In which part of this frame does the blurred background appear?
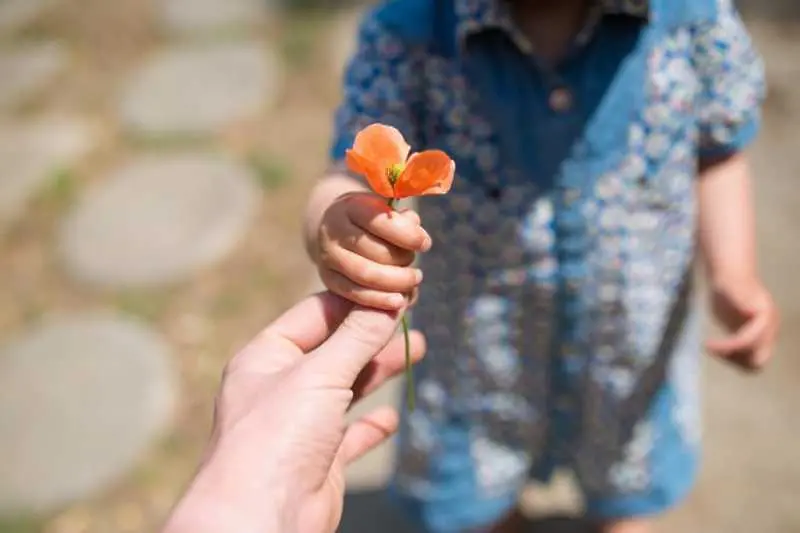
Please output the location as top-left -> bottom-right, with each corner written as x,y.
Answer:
0,1 -> 797,532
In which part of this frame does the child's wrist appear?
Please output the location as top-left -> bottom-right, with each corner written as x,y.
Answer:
707,267 -> 759,291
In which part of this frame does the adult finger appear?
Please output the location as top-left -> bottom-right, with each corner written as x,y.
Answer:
351,330 -> 426,402
319,267 -> 407,311
306,306 -> 403,388
347,199 -> 431,252
339,406 -> 399,465
230,292 -> 353,373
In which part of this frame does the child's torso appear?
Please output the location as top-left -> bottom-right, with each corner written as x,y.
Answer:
406,1 -> 702,289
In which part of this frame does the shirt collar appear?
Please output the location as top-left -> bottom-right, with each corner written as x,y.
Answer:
455,0 -> 650,47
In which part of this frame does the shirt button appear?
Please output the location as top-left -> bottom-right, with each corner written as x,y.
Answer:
563,187 -> 580,205
549,87 -> 573,112
566,278 -> 581,293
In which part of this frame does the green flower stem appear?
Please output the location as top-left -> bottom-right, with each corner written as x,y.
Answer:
387,197 -> 415,412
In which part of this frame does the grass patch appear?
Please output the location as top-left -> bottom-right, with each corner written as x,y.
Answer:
248,152 -> 291,191
126,132 -> 213,151
114,290 -> 172,321
211,291 -> 246,318
279,12 -> 327,69
38,167 -> 77,209
0,516 -> 45,533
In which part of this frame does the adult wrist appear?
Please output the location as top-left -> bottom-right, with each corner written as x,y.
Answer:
164,451 -> 293,533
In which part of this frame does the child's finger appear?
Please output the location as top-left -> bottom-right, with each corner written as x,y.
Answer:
347,199 -> 431,252
339,223 -> 416,267
319,268 -> 407,311
397,208 -> 421,226
706,313 -> 768,357
752,320 -> 779,369
324,246 -> 422,294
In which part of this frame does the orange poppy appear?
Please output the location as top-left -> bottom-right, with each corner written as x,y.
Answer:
345,123 -> 455,199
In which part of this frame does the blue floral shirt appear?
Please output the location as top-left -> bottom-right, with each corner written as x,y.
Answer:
330,0 -> 765,530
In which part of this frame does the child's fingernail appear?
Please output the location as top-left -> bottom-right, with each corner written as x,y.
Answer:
389,294 -> 406,307
420,234 -> 432,251
393,215 -> 411,229
414,269 -> 424,283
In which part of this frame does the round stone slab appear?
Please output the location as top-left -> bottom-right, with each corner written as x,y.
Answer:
59,154 -> 260,288
118,42 -> 279,137
159,0 -> 268,36
0,115 -> 96,228
0,313 -> 176,514
0,42 -> 69,110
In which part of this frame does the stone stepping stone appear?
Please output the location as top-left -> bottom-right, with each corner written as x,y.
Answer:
118,42 -> 280,137
0,115 -> 96,227
0,0 -> 54,35
0,41 -> 69,109
159,0 -> 268,37
0,313 -> 176,514
59,153 -> 261,289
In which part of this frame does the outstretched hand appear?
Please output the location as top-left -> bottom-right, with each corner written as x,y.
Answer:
163,292 -> 425,533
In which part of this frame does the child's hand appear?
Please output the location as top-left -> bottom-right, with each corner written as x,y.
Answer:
706,277 -> 780,371
316,192 -> 431,311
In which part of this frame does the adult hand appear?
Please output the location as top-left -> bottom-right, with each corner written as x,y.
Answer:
163,292 -> 425,533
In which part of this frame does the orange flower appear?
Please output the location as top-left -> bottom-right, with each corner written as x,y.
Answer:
345,123 -> 455,199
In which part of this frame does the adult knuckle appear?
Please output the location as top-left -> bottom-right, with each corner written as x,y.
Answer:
340,307 -> 393,347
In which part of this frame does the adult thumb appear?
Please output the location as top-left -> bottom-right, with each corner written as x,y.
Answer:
305,306 -> 402,389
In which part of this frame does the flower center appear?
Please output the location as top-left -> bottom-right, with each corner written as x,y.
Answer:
386,163 -> 405,187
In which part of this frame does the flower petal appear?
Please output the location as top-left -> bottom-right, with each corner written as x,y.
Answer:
350,123 -> 411,174
346,149 -> 394,197
395,150 -> 455,198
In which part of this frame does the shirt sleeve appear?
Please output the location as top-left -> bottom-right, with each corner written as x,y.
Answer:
694,0 -> 766,159
329,10 -> 424,163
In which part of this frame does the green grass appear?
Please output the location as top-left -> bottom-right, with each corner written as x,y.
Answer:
0,516 -> 45,533
279,12 -> 328,69
211,291 -> 246,318
126,132 -> 213,151
114,290 -> 172,321
248,153 -> 291,191
39,168 -> 77,209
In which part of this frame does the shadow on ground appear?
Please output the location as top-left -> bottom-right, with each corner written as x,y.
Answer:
340,490 -> 592,533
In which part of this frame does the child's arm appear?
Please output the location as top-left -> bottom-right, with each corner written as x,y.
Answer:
303,9 -> 429,309
694,0 -> 778,370
698,154 -> 779,371
697,153 -> 757,287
